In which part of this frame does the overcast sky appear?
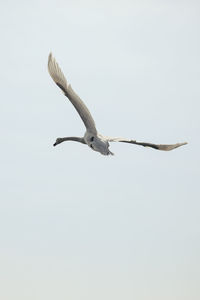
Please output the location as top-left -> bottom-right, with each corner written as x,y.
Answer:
1,1 -> 200,299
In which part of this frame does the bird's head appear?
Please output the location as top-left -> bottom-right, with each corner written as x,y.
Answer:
53,138 -> 63,146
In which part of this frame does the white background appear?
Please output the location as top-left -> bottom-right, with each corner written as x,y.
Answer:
1,1 -> 199,299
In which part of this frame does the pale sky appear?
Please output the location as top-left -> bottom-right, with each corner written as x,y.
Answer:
1,1 -> 200,299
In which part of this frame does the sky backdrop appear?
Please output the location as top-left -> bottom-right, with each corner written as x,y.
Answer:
1,0 -> 200,299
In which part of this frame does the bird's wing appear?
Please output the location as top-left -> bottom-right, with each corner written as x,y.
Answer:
107,137 -> 187,151
48,53 -> 97,134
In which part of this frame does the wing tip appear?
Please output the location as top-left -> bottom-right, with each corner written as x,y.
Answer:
177,142 -> 188,147
48,52 -> 54,68
161,141 -> 188,151
47,52 -> 69,95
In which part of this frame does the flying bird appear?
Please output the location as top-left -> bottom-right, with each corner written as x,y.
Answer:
48,53 -> 187,156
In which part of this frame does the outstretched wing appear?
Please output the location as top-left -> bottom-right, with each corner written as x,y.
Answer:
48,53 -> 97,134
107,137 -> 187,151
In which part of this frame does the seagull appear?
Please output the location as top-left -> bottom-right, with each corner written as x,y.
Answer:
48,53 -> 187,156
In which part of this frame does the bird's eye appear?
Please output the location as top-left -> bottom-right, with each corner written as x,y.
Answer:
90,137 -> 94,142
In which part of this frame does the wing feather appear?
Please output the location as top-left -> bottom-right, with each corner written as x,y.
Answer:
48,53 -> 97,134
107,137 -> 187,151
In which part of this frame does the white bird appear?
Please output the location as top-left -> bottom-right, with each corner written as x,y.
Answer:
48,53 -> 187,156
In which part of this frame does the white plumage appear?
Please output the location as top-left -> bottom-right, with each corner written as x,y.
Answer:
48,53 -> 187,156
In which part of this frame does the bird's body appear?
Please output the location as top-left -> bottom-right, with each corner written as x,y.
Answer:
48,53 -> 187,156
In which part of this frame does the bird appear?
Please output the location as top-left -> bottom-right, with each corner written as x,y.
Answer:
48,53 -> 187,156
